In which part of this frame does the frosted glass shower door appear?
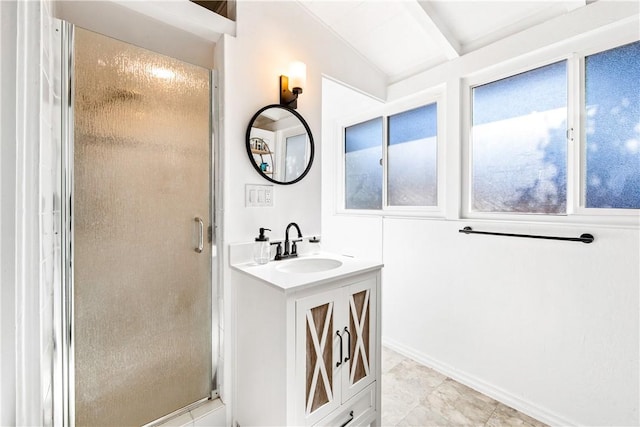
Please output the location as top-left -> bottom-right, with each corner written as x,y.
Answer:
72,28 -> 212,426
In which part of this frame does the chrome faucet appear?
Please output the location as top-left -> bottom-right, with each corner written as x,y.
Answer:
283,222 -> 303,258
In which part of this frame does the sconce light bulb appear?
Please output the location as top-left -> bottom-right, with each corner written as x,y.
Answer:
289,61 -> 306,93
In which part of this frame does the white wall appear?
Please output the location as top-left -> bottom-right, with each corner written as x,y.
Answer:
322,2 -> 639,426
383,220 -> 639,426
320,78 -> 384,262
222,1 -> 386,246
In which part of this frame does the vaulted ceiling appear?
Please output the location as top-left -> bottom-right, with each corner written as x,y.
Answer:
298,0 -> 591,83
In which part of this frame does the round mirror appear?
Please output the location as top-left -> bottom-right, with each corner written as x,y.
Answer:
245,104 -> 314,185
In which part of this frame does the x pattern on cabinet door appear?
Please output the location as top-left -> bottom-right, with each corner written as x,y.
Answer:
299,278 -> 377,423
348,289 -> 370,385
306,302 -> 334,415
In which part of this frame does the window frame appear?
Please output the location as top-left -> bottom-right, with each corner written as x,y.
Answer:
462,32 -> 640,226
337,89 -> 446,217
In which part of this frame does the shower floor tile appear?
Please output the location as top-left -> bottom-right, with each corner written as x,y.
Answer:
381,347 -> 548,427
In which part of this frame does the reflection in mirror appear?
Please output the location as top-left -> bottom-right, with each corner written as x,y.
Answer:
246,104 -> 314,185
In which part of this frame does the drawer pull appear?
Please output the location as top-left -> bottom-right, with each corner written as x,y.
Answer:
339,410 -> 354,427
343,327 -> 351,363
336,330 -> 343,367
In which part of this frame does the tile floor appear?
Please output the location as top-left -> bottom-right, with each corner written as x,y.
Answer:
381,347 -> 548,427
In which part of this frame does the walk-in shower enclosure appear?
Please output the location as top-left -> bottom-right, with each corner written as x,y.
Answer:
62,25 -> 217,425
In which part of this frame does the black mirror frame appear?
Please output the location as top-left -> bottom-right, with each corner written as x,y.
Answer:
245,104 -> 315,185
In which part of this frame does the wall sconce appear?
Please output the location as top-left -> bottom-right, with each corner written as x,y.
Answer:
280,61 -> 306,109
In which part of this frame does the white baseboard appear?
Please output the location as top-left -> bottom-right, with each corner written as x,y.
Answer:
382,337 -> 577,427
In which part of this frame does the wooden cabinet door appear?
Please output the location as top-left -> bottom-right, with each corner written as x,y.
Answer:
341,277 -> 377,403
296,289 -> 342,425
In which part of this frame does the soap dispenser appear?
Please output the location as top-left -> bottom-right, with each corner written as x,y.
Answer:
253,228 -> 271,264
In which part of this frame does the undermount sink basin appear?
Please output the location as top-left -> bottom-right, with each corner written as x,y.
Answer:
276,257 -> 343,274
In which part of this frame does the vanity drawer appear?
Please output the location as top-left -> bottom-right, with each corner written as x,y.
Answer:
314,383 -> 376,427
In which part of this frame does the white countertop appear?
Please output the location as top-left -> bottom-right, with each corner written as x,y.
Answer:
231,252 -> 383,293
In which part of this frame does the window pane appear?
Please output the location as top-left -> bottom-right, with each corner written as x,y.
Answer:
387,104 -> 437,206
472,61 -> 567,213
585,41 -> 640,209
345,118 -> 383,209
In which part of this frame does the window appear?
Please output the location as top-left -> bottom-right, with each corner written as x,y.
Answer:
469,40 -> 640,218
345,118 -> 383,210
584,41 -> 640,209
471,60 -> 568,214
343,101 -> 441,213
388,104 -> 438,207
339,38 -> 639,220
284,133 -> 307,182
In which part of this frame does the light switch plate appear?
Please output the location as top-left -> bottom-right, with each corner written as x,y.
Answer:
246,184 -> 274,207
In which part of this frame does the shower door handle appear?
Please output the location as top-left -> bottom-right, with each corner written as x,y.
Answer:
195,217 -> 204,253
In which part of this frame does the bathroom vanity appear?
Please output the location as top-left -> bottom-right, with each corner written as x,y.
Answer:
232,251 -> 383,426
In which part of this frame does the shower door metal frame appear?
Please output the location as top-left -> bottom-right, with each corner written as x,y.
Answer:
59,22 -> 220,426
